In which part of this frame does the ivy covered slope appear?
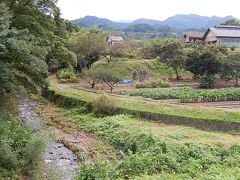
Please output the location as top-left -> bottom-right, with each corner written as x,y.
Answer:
47,76 -> 240,125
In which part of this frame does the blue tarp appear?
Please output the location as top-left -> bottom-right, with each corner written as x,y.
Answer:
119,80 -> 134,84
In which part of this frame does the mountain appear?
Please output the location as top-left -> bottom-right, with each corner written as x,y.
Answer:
72,14 -> 237,32
72,16 -> 128,30
131,18 -> 163,26
163,14 -> 235,30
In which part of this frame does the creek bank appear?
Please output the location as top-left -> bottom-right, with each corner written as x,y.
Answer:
19,99 -> 78,180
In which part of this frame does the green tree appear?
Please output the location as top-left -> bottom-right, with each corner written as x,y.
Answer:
102,43 -> 125,63
97,69 -> 122,93
67,28 -> 106,70
46,46 -> 77,72
186,50 -> 221,78
221,51 -> 240,86
159,40 -> 185,80
221,19 -> 240,26
9,0 -> 77,73
0,3 -> 48,94
82,68 -> 100,88
141,39 -> 164,59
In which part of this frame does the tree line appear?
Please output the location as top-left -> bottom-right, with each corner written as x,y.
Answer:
0,0 -> 80,96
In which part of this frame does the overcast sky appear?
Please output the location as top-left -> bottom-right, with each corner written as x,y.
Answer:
57,0 -> 240,21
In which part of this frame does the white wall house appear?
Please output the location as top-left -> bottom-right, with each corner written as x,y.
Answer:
203,26 -> 240,47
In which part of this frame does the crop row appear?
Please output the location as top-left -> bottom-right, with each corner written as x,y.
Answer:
123,87 -> 240,103
179,88 -> 240,103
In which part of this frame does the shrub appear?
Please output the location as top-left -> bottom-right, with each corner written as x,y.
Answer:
82,68 -> 100,88
57,67 -> 77,82
133,68 -> 149,82
0,113 -> 46,178
135,80 -> 170,89
200,74 -> 216,89
91,95 -> 117,116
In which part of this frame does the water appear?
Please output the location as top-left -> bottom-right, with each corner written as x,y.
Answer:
19,99 -> 78,180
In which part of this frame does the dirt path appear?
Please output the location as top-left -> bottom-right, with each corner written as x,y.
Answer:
19,99 -> 78,180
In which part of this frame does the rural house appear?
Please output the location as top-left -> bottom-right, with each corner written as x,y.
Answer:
107,36 -> 124,46
184,26 -> 240,47
203,26 -> 240,47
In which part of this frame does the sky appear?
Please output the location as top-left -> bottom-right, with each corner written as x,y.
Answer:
57,0 -> 240,21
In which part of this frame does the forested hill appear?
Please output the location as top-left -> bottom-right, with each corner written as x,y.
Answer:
72,14 -> 236,32
0,1 -> 79,96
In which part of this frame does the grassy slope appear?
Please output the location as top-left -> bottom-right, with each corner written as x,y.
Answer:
48,76 -> 240,124
93,59 -> 191,79
38,103 -> 240,179
39,103 -> 240,147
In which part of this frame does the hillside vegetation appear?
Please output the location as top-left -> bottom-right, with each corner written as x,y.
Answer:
93,59 -> 190,79
38,99 -> 240,180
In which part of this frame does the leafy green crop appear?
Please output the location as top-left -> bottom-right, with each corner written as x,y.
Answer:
123,87 -> 240,103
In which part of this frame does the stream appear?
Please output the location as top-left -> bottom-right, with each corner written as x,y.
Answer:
19,99 -> 78,180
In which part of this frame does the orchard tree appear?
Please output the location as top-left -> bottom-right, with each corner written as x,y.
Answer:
102,43 -> 125,63
82,68 -> 100,88
98,69 -> 122,93
186,50 -> 221,78
67,28 -> 106,70
141,39 -> 164,59
159,40 -> 185,80
185,50 -> 203,79
221,51 -> 240,86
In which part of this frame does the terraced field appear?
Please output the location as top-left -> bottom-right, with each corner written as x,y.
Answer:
47,76 -> 240,132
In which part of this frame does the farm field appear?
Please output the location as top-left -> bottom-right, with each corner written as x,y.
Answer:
123,86 -> 240,103
47,76 -> 240,125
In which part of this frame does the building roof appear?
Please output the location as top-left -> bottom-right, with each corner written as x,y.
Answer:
203,26 -> 240,40
107,36 -> 124,42
184,33 -> 204,40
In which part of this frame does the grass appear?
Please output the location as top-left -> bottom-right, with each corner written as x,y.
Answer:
0,96 -> 46,179
37,102 -> 240,179
120,118 -> 240,147
47,76 -> 240,125
39,103 -> 240,147
93,58 -> 191,80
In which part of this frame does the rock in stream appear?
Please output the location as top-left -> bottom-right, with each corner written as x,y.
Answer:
19,99 -> 78,180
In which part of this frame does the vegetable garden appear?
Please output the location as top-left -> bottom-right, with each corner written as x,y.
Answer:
123,87 -> 240,103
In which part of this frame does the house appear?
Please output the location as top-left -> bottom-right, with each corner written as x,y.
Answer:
184,33 -> 204,43
107,36 -> 124,46
203,26 -> 240,47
